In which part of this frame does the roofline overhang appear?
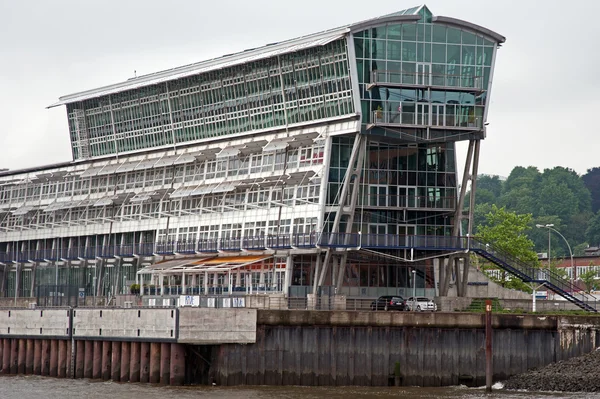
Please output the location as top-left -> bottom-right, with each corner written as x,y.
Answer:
47,27 -> 351,109
432,15 -> 505,44
47,12 -> 505,110
0,161 -> 74,179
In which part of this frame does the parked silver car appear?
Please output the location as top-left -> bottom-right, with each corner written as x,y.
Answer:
406,297 -> 437,311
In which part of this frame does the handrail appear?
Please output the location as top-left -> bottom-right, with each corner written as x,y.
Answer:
371,69 -> 485,90
470,238 -> 597,312
371,109 -> 483,129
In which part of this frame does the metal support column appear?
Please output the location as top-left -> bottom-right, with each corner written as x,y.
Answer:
460,139 -> 481,296
335,136 -> 367,291
315,133 -> 366,293
440,139 -> 475,297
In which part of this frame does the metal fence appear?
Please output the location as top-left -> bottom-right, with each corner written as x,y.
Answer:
136,294 -> 416,312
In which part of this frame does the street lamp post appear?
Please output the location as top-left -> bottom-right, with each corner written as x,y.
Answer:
412,269 -> 417,311
536,223 -> 554,267
536,224 -> 575,283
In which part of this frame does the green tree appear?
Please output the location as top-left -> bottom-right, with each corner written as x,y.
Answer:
473,188 -> 496,206
477,205 -> 540,264
540,167 -> 592,216
535,182 -> 579,220
476,205 -> 540,291
582,167 -> 600,213
563,211 -> 592,253
499,186 -> 538,216
477,174 -> 503,199
478,164 -> 595,263
533,168 -> 592,256
502,166 -> 541,194
463,188 -> 495,214
585,211 -> 600,247
472,203 -> 493,235
573,242 -> 590,256
579,267 -> 599,293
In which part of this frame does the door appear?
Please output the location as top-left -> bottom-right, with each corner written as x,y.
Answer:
397,186 -> 418,208
275,270 -> 285,292
416,63 -> 431,86
416,103 -> 429,126
431,104 -> 445,127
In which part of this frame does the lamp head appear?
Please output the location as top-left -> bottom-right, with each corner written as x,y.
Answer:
547,224 -> 554,227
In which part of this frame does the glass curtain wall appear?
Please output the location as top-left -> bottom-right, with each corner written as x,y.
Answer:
67,39 -> 354,160
326,137 -> 456,236
353,8 -> 494,132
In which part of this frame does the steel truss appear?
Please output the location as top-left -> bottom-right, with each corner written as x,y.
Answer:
314,132 -> 366,294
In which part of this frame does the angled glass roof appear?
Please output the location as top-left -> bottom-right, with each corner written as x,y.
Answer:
384,5 -> 432,23
48,4 -> 504,108
388,5 -> 423,16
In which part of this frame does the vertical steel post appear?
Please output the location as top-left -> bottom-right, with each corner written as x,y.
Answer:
76,340 -> 85,379
49,339 -> 58,377
2,338 -> 9,374
57,339 -> 67,378
120,341 -> 130,382
485,299 -> 493,392
33,339 -> 42,375
25,339 -> 34,375
169,343 -> 186,386
130,341 -> 142,383
111,341 -> 121,382
17,338 -> 26,374
160,342 -> 171,385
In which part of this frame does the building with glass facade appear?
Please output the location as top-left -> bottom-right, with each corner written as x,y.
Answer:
0,5 -> 504,302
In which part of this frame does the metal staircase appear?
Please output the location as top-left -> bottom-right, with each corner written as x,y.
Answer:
469,238 -> 598,312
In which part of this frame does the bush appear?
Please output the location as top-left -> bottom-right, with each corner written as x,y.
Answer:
130,283 -> 140,295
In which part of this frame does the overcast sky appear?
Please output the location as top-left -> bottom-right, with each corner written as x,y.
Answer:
1,0 -> 598,178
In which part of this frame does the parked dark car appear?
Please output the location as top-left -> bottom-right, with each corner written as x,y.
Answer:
370,295 -> 407,311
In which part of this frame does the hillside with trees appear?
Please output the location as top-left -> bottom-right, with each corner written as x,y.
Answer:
468,166 -> 600,257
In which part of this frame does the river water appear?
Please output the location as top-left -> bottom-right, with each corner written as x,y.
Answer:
0,376 -> 596,399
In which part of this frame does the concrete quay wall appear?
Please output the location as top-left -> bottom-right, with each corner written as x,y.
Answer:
0,308 -> 257,344
211,311 -> 600,387
178,308 -> 256,344
0,308 -> 256,386
0,308 -> 598,387
72,308 -> 177,341
256,310 -> 561,330
0,309 -> 70,338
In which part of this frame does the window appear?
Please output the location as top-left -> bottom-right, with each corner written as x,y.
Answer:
369,185 -> 388,207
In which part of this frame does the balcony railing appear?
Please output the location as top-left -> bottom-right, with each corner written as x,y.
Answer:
364,194 -> 455,210
371,70 -> 484,91
371,110 -> 482,129
0,233 -> 472,263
